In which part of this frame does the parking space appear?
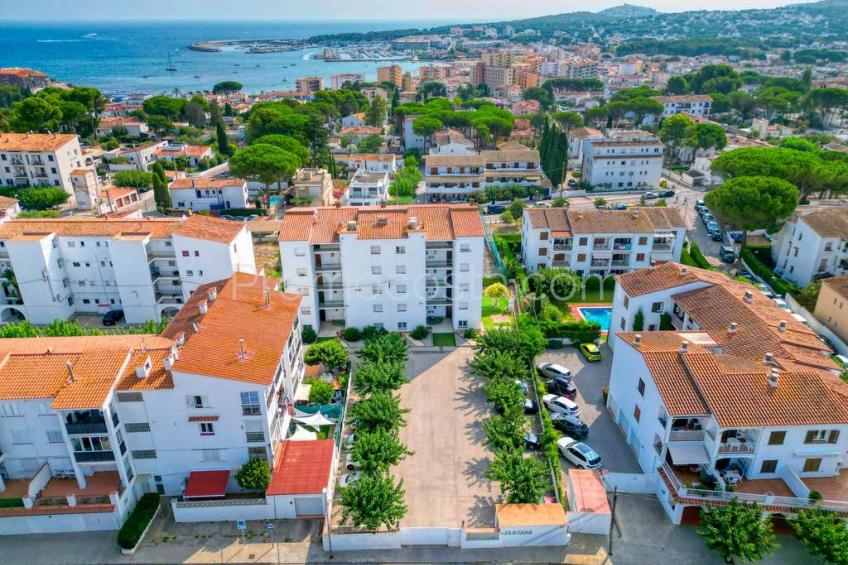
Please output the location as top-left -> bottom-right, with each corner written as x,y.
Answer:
70,312 -> 125,330
394,348 -> 498,529
537,344 -> 640,474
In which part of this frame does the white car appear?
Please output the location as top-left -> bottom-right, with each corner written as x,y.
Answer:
773,298 -> 791,312
338,472 -> 361,487
757,283 -> 775,298
557,437 -> 603,470
542,394 -> 580,416
537,363 -> 572,381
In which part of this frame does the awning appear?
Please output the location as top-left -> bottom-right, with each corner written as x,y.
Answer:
293,412 -> 336,427
668,443 -> 711,465
294,383 -> 312,403
183,470 -> 230,499
289,425 -> 318,441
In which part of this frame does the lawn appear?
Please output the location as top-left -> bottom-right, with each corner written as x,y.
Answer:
432,332 -> 457,347
481,296 -> 513,331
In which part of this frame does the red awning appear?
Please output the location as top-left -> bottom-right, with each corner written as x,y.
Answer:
183,470 -> 230,499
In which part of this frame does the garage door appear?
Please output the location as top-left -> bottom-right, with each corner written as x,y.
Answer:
294,496 -> 323,517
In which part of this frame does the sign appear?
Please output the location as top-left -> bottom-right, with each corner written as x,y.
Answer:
236,519 -> 247,530
266,522 -> 276,531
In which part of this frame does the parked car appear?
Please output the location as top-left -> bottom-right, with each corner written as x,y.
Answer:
524,431 -> 542,450
515,379 -> 529,394
579,343 -> 602,362
537,363 -> 572,381
546,376 -> 577,399
557,437 -> 603,470
543,394 -> 580,415
486,204 -> 505,215
102,310 -> 125,326
495,397 -> 538,415
338,472 -> 361,487
643,191 -> 659,199
567,178 -> 578,188
757,283 -> 775,298
701,213 -> 714,225
551,413 -> 589,439
614,203 -> 628,210
659,190 -> 675,198
719,246 -> 736,263
773,298 -> 791,311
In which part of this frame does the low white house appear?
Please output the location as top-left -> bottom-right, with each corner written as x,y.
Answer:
771,207 -> 848,287
169,177 -> 250,211
341,169 -> 390,206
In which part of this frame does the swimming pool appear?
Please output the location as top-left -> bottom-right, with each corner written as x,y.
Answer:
577,306 -> 613,332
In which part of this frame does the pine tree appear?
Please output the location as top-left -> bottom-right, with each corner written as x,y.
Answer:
216,120 -> 232,156
152,174 -> 172,211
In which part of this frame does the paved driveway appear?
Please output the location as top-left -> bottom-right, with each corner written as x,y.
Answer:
538,344 -> 640,474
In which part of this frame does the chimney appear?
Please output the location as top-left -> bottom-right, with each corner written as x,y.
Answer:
135,356 -> 152,379
679,266 -> 688,276
347,220 -> 357,230
164,355 -> 174,371
176,331 -> 186,346
239,338 -> 247,360
744,290 -> 754,304
66,360 -> 75,384
191,321 -> 200,333
764,352 -> 774,365
728,322 -> 737,335
679,340 -> 689,354
778,320 -> 787,333
634,334 -> 642,346
207,288 -> 217,302
198,300 -> 208,315
768,369 -> 780,389
264,288 -> 272,308
408,216 -> 418,229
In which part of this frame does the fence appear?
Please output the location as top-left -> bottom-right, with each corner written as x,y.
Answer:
482,209 -> 506,275
171,497 -> 272,522
601,472 -> 659,494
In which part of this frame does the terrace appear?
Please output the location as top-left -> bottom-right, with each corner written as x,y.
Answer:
0,469 -> 122,516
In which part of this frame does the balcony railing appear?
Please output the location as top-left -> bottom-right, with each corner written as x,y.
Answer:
553,244 -> 573,251
74,451 -> 115,463
427,297 -> 452,305
426,260 -> 451,268
669,429 -> 706,442
718,441 -> 756,455
652,243 -> 673,251
319,300 -> 345,308
66,421 -> 108,435
426,279 -> 450,287
245,432 -> 265,443
314,263 -> 342,273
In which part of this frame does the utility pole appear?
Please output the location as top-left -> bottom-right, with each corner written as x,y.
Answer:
608,486 -> 618,557
323,487 -> 334,559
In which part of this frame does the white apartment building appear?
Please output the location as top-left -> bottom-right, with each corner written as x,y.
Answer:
0,216 -> 256,325
169,178 -> 249,212
567,127 -> 603,169
279,205 -> 485,333
291,168 -> 335,205
341,169 -> 390,206
540,57 -> 599,80
331,73 -> 365,90
153,144 -> 214,169
0,133 -> 91,197
521,208 -> 686,276
107,141 -> 167,172
581,130 -> 664,190
647,95 -> 713,124
0,273 -> 309,534
771,207 -> 848,287
0,196 -> 20,223
608,330 -> 848,525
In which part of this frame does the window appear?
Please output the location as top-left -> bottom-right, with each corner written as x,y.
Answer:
396,284 -> 407,294
637,378 -> 645,396
296,268 -> 307,276
636,253 -> 645,261
579,237 -> 588,246
577,253 -> 586,262
72,261 -> 81,267
125,423 -> 151,433
1,403 -> 21,417
247,447 -> 266,460
651,302 -> 663,313
460,243 -> 471,252
395,246 -> 405,254
201,449 -> 221,461
620,318 -> 626,330
539,232 -> 549,241
371,245 -> 381,255
194,251 -> 199,257
294,247 -> 306,257
397,321 -> 407,330
182,250 -> 190,257
372,284 -> 383,295
457,320 -> 468,328
768,431 -> 786,445
188,395 -> 206,409
46,430 -> 64,443
633,405 -> 641,422
539,248 -> 548,256
760,460 -> 778,474
200,422 -> 215,435
373,304 -> 383,313
372,266 -> 382,275
396,265 -> 406,275
805,430 -> 838,444
397,304 -> 407,312
638,237 -> 648,245
803,458 -> 822,473
301,307 -> 311,316
241,391 -> 261,416
459,301 -> 469,310
460,263 -> 469,272
132,450 -> 157,459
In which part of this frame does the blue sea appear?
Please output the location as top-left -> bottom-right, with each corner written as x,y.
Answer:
0,21 -> 448,96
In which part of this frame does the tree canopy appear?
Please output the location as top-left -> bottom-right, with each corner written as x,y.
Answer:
704,175 -> 799,230
698,499 -> 777,564
212,81 -> 243,94
228,143 -> 300,190
250,134 -> 309,167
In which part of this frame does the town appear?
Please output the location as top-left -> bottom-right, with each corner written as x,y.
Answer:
1,2 -> 848,564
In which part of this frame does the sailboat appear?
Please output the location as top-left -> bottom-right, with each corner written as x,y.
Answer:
166,53 -> 178,72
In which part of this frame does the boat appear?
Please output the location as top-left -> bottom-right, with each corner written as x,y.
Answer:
166,53 -> 177,72
194,75 -> 201,79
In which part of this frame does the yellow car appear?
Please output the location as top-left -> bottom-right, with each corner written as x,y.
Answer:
579,343 -> 602,362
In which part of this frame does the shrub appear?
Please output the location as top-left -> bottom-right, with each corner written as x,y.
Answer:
741,246 -> 797,296
235,458 -> 270,491
358,332 -> 408,364
659,313 -> 673,330
301,326 -> 317,344
305,377 -> 334,404
362,325 -> 388,341
463,328 -> 479,340
342,327 -> 362,342
484,283 -> 510,298
633,309 -> 645,331
117,493 -> 160,549
304,339 -> 349,372
688,242 -> 712,270
408,325 -> 428,340
0,186 -> 69,210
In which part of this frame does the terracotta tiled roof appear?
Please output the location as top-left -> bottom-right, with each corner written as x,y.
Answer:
525,208 -> 571,233
424,154 -> 485,167
0,196 -> 18,209
170,178 -> 246,190
799,207 -> 848,240
616,262 -> 728,297
172,215 -> 246,244
481,148 -> 541,162
154,145 -> 213,158
116,348 -> 175,392
0,133 -> 78,153
525,207 -> 684,235
267,439 -> 334,496
568,127 -> 603,139
822,275 -> 848,301
162,273 -> 301,386
279,204 -> 484,243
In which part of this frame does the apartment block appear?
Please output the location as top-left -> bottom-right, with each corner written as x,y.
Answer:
521,208 -> 686,276
554,57 -> 599,80
0,273 -> 307,534
0,216 -> 256,325
295,76 -> 324,93
340,170 -> 390,206
814,276 -> 848,344
330,73 -> 364,90
291,168 -> 334,205
581,130 -> 664,190
279,205 -> 485,333
651,95 -> 713,120
0,133 -> 92,197
771,207 -> 848,287
168,178 -> 249,212
376,65 -> 403,88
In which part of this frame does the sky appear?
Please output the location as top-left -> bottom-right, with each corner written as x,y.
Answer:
0,0 -> 805,22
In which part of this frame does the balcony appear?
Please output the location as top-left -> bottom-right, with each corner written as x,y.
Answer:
245,432 -> 265,443
426,259 -> 451,268
669,429 -> 706,442
426,242 -> 452,249
315,283 -> 342,291
319,300 -> 344,308
66,421 -> 108,435
426,278 -> 450,287
314,263 -> 342,273
427,296 -> 452,305
551,261 -> 569,268
611,259 -> 629,267
553,243 -> 573,251
74,451 -> 115,463
718,440 -> 756,455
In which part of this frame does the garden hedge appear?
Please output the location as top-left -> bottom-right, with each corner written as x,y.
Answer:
117,493 -> 160,549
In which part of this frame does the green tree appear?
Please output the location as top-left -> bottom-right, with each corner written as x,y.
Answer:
522,87 -> 554,110
356,134 -> 384,154
216,120 -> 232,156
698,499 -> 776,564
416,81 -> 447,101
353,360 -> 407,394
229,144 -> 299,191
142,95 -> 186,121
710,147 -> 820,198
11,187 -> 70,210
303,339 -> 349,372
152,174 -> 172,211
235,458 -> 271,491
486,450 -> 549,504
659,114 -> 695,156
791,507 -> 848,565
551,110 -> 584,132
412,116 -> 443,138
482,406 -> 528,451
633,309 -> 645,331
357,332 -> 408,363
350,429 -> 413,474
692,122 -> 727,151
9,96 -> 62,132
183,100 -> 207,128
212,81 -> 243,94
304,377 -> 334,404
469,350 -> 527,382
529,267 -> 580,301
483,377 -> 524,411
112,170 -> 154,189
705,176 -> 799,230
728,91 -> 756,120
250,134 -> 309,167
339,473 -> 407,531
365,96 -> 388,126
349,391 -> 408,435
146,114 -> 173,136
508,198 -> 526,220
